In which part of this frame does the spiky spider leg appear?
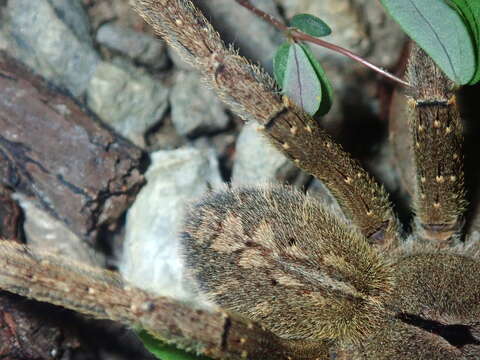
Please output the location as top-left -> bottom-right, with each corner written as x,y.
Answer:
133,0 -> 401,249
0,240 -> 332,360
405,44 -> 466,244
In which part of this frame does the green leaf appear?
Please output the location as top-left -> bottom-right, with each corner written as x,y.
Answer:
273,42 -> 291,87
299,44 -> 334,116
137,330 -> 210,360
380,0 -> 475,85
290,14 -> 332,37
283,43 -> 322,115
445,0 -> 480,84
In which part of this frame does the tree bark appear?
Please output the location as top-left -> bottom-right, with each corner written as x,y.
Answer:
0,51 -> 145,243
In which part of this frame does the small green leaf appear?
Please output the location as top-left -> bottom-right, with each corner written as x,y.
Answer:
290,14 -> 332,37
283,43 -> 322,115
137,330 -> 210,360
299,44 -> 334,116
380,0 -> 475,84
445,0 -> 480,84
273,42 -> 291,87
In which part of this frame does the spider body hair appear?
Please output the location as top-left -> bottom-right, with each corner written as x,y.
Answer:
182,185 -> 393,344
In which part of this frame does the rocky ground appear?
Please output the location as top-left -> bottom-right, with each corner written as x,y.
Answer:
0,0 -> 424,359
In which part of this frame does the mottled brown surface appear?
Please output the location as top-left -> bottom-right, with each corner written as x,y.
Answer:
0,51 -> 145,243
0,185 -> 21,242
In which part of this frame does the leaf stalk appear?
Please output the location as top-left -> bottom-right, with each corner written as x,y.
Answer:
235,0 -> 411,87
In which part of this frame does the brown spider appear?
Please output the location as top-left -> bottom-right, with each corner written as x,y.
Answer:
1,0 -> 480,359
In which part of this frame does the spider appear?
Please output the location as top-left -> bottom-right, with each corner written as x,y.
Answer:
1,0 -> 480,359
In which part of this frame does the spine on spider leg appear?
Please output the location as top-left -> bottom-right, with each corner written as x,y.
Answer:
0,240 -> 322,360
406,44 -> 466,244
133,0 -> 400,248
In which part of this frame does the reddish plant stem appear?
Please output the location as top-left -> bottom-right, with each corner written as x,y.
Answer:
235,0 -> 411,88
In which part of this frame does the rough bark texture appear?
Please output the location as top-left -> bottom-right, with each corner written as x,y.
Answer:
0,186 -> 21,242
0,51 -> 145,243
0,293 -> 83,360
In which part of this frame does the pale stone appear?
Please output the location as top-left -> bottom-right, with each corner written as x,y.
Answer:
121,147 -> 222,307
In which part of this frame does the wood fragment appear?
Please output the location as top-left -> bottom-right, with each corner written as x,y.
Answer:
0,185 -> 22,243
0,51 -> 145,243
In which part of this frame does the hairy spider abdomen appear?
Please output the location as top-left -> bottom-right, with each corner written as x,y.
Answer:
181,185 -> 393,344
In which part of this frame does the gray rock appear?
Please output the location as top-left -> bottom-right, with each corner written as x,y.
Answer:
360,0 -> 406,66
96,23 -> 168,69
170,71 -> 229,137
15,194 -> 105,267
0,30 -> 7,52
190,138 -> 224,176
195,0 -> 283,71
86,59 -> 169,148
232,122 -> 298,185
121,147 -> 222,305
167,45 -> 194,71
192,134 -> 235,160
2,0 -> 100,96
47,0 -> 93,45
147,116 -> 186,151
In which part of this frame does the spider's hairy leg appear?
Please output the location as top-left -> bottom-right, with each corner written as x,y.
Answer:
132,0 -> 401,249
405,44 -> 466,244
0,240 -> 326,360
182,186 -> 394,348
357,252 -> 480,359
355,318 -> 469,359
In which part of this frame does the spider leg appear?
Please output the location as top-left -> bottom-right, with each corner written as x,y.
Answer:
357,319 -> 465,359
405,44 -> 466,245
0,239 -> 328,360
133,0 -> 401,249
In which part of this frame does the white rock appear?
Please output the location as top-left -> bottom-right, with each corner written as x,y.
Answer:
15,194 -> 105,267
121,147 -> 222,307
232,122 -> 294,185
